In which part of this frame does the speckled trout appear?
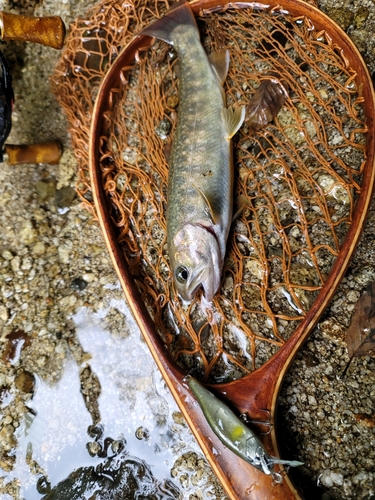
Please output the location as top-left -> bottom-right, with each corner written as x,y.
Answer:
143,2 -> 245,302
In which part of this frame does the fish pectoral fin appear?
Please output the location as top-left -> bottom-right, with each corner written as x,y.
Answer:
232,194 -> 251,222
222,106 -> 246,139
208,49 -> 230,86
193,184 -> 220,225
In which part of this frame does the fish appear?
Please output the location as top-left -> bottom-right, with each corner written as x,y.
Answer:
187,376 -> 304,480
142,1 -> 245,302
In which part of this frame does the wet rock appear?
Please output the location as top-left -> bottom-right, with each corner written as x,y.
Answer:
10,256 -> 20,272
20,219 -> 37,245
0,386 -> 11,406
83,190 -> 93,202
1,249 -> 13,261
57,149 -> 77,189
172,411 -> 186,426
15,371 -> 35,395
167,95 -> 179,109
355,6 -> 369,29
36,180 -> 56,202
0,454 -> 15,472
80,366 -> 101,424
320,469 -> 344,487
111,439 -> 126,456
172,452 -> 210,489
325,8 -> 354,31
135,426 -> 150,440
33,241 -> 46,256
319,318 -> 346,342
0,424 -> 16,451
41,450 -> 181,499
86,440 -> 102,457
37,476 -> 51,495
350,29 -> 367,54
70,277 -> 88,291
55,186 -> 76,209
87,423 -> 104,440
0,304 -> 9,322
82,272 -> 95,283
155,117 -> 172,139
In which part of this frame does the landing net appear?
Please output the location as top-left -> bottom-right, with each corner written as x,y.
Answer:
53,0 -> 367,382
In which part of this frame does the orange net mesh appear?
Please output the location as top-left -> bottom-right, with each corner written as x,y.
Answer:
52,0 -> 367,382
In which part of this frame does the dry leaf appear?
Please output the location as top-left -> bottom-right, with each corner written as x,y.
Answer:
245,73 -> 289,133
345,282 -> 375,358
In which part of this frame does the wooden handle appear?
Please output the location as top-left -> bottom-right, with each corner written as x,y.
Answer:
0,12 -> 65,49
4,141 -> 62,165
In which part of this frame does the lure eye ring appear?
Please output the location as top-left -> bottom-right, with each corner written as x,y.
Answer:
176,266 -> 189,283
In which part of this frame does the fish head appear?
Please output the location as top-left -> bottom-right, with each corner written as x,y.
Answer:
169,223 -> 222,302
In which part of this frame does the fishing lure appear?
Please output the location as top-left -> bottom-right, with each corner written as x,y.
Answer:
187,376 -> 303,481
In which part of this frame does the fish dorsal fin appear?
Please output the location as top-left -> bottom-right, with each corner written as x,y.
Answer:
208,49 -> 230,86
193,184 -> 220,225
141,1 -> 198,45
221,106 -> 246,139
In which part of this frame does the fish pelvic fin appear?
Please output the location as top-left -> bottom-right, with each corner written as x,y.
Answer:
140,1 -> 198,45
208,49 -> 230,86
222,105 -> 246,139
193,183 -> 220,225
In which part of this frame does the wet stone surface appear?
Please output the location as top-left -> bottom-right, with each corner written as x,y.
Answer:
0,0 -> 374,499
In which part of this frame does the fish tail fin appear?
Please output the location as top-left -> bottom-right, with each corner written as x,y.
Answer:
141,1 -> 198,45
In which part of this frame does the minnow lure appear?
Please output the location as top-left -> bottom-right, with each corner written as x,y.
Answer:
187,376 -> 303,481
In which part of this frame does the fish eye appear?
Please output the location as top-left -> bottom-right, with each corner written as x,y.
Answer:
176,266 -> 189,283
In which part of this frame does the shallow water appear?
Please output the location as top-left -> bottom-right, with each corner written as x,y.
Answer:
4,301 -> 202,499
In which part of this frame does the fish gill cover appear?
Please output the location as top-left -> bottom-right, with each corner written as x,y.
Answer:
52,0 -> 367,383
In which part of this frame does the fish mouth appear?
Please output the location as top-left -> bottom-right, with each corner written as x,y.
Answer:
182,268 -> 207,302
178,267 -> 215,302
190,267 -> 216,302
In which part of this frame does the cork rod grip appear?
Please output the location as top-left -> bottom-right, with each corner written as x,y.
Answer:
0,12 -> 65,49
5,141 -> 62,165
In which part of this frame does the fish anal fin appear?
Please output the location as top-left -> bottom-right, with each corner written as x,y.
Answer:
141,1 -> 198,45
208,49 -> 230,86
222,106 -> 246,139
193,184 -> 220,225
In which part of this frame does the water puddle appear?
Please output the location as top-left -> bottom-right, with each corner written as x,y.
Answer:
2,300 -> 206,499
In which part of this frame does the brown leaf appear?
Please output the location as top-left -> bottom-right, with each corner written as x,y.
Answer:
245,72 -> 289,133
345,282 -> 375,358
2,329 -> 30,364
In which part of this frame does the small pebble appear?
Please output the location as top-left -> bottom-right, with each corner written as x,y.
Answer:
36,180 -> 56,202
55,187 -> 76,209
82,272 -> 95,283
155,118 -> 172,139
135,426 -> 150,440
86,441 -> 102,457
33,242 -> 46,255
167,95 -> 179,108
70,278 -> 88,291
15,371 -> 35,394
